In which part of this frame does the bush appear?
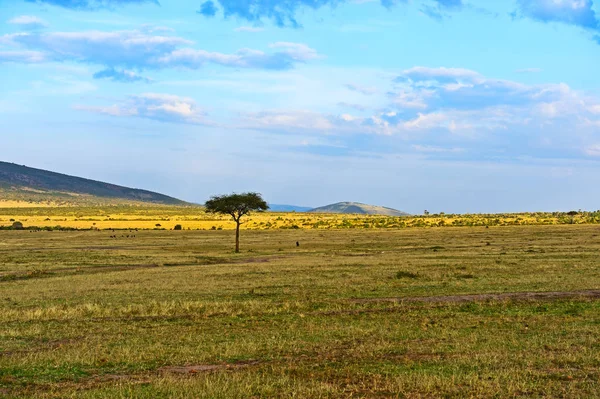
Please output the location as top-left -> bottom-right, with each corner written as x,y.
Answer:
173,224 -> 182,230
11,221 -> 24,230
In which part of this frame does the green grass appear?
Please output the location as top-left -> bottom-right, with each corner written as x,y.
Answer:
1,225 -> 599,398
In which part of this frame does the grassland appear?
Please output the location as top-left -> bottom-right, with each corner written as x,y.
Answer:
1,221 -> 599,398
1,204 -> 599,231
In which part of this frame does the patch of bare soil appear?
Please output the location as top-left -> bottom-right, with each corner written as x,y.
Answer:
352,289 -> 600,304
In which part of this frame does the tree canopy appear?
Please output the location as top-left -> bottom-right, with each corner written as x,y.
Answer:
205,192 -> 268,221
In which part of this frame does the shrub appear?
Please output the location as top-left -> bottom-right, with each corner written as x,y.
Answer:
11,221 -> 24,230
173,224 -> 182,230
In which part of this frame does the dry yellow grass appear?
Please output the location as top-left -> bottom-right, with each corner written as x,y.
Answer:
0,200 -> 64,208
0,204 -> 598,230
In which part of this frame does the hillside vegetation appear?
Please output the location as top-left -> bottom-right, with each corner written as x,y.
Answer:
0,161 -> 186,206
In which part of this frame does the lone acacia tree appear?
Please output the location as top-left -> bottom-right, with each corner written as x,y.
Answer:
205,192 -> 268,253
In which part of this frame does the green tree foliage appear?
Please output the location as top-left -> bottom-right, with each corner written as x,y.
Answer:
205,192 -> 268,253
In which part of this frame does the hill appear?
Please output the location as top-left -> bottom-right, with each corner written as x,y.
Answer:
0,161 -> 187,206
309,202 -> 409,216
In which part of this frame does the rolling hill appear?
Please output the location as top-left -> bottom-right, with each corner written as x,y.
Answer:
309,202 -> 409,216
0,161 -> 187,205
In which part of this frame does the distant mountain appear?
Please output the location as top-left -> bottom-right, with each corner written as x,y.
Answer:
308,202 -> 409,216
268,204 -> 313,212
0,161 -> 187,205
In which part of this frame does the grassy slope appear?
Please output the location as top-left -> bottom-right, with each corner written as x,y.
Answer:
0,161 -> 186,206
1,225 -> 599,398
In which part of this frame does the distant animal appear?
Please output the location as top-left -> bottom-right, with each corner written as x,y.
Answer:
296,241 -> 300,247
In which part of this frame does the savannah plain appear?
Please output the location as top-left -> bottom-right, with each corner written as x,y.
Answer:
1,204 -> 600,398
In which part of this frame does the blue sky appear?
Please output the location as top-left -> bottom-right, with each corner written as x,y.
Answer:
1,0 -> 600,213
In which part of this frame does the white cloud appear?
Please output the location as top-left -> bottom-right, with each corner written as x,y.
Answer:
403,112 -> 450,130
584,144 -> 600,156
0,50 -> 47,63
589,104 -> 600,114
234,66 -> 600,148
0,30 -> 320,73
241,110 -> 335,131
158,42 -> 318,69
75,93 -> 211,125
7,15 -> 48,29
269,42 -> 320,60
401,66 -> 483,83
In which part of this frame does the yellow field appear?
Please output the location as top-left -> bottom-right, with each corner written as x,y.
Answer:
0,210 -> 349,230
0,204 -> 598,230
0,200 -> 66,208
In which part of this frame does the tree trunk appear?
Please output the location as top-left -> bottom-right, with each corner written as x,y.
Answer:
235,220 -> 240,253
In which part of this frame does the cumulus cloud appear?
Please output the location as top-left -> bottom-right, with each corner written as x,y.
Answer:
515,0 -> 600,30
238,66 -> 600,152
393,66 -> 572,111
23,0 -> 158,10
0,30 -> 320,74
74,93 -> 211,124
7,15 -> 48,29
